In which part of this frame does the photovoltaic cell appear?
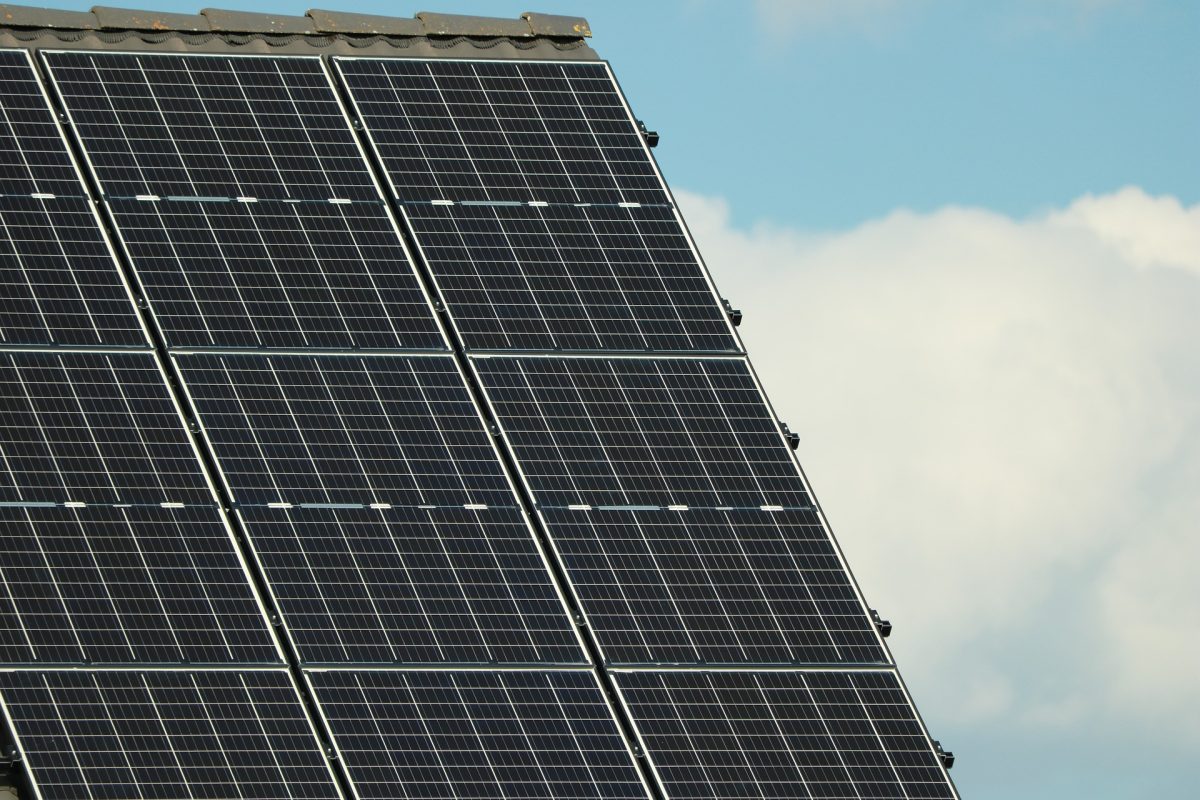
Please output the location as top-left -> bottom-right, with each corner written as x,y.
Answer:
44,51 -> 377,202
176,353 -> 515,508
0,504 -> 278,666
336,58 -> 667,206
0,50 -> 86,198
310,670 -> 650,800
0,351 -> 213,507
0,670 -> 341,800
616,670 -> 956,800
238,504 -> 582,666
107,197 -> 444,351
406,203 -> 737,353
0,51 -> 143,347
473,357 -> 811,509
541,507 -> 884,666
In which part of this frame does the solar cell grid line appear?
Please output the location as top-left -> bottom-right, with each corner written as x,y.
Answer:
471,356 -> 812,510
403,202 -> 739,354
0,669 -> 345,800
335,58 -> 668,206
174,352 -> 517,509
0,350 -> 214,507
539,507 -> 886,666
0,504 -> 281,666
308,669 -> 653,800
105,196 -> 446,351
613,670 -> 958,800
43,50 -> 379,202
0,50 -> 88,199
237,504 -> 584,666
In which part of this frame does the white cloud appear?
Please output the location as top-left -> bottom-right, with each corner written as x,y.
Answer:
679,187 -> 1200,746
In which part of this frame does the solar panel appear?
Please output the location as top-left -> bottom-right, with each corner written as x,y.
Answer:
239,505 -> 582,666
175,353 -> 515,509
541,507 -> 883,666
336,58 -> 667,206
43,50 -> 444,352
0,50 -> 144,347
0,196 -> 146,348
405,203 -> 737,353
44,51 -> 377,202
106,196 -> 445,351
472,356 -> 884,666
0,351 -> 213,507
0,669 -> 341,800
0,50 -> 87,198
0,504 -> 279,666
472,357 -> 810,510
615,670 -> 956,800
309,669 -> 651,800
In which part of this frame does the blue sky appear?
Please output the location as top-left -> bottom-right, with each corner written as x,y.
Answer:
43,1 -> 1200,798
106,0 -> 1199,229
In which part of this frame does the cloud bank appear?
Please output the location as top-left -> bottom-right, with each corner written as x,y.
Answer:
679,187 -> 1200,747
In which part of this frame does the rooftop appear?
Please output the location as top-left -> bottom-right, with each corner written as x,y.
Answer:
0,4 -> 595,58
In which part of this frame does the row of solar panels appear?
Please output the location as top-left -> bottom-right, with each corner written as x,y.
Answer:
0,46 -> 956,800
3,49 -> 734,353
1,349 -> 881,667
1,668 -> 950,800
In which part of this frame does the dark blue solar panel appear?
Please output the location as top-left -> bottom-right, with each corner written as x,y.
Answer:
616,670 -> 956,800
106,197 -> 444,351
0,504 -> 278,666
45,51 -> 377,202
0,351 -> 213,507
176,353 -> 513,509
310,670 -> 650,800
404,202 -> 736,354
0,670 -> 341,800
0,51 -> 144,347
540,506 -> 884,666
337,58 -> 666,206
237,504 -> 583,666
0,50 -> 86,198
473,357 -> 810,510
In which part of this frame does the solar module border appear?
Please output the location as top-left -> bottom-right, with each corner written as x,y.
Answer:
466,352 -> 891,668
0,48 -> 150,350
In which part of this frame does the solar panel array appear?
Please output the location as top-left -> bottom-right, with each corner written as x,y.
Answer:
0,43 -> 956,800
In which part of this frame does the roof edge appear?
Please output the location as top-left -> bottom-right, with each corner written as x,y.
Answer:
0,4 -> 592,41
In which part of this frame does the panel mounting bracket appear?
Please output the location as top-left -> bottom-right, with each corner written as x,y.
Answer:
637,119 -> 659,148
870,608 -> 892,638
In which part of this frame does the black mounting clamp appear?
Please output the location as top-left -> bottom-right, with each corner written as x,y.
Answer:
721,297 -> 743,327
637,119 -> 659,148
933,740 -> 955,770
780,422 -> 800,450
870,608 -> 892,638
